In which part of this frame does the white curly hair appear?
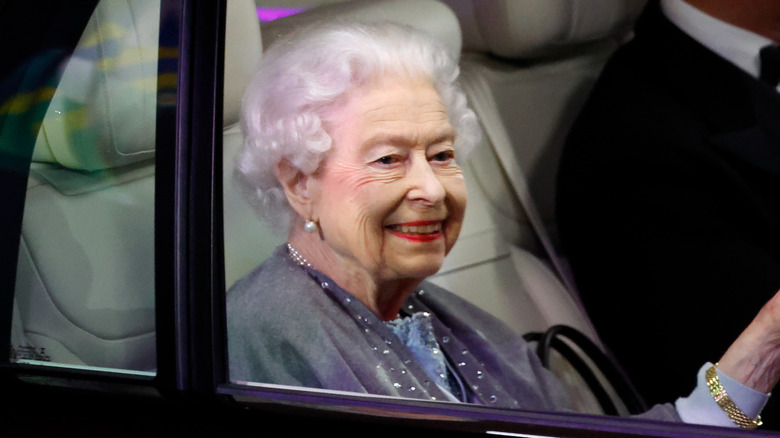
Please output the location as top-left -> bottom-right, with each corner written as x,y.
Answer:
234,21 -> 481,233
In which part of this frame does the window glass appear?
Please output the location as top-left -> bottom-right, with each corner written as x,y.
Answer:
6,0 -> 162,376
223,1 -> 608,413
218,2 -> 775,437
220,0 -> 613,414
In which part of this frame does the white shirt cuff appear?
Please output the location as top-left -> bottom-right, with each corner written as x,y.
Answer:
675,362 -> 770,427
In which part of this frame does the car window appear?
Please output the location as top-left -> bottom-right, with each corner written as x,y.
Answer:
5,0 -> 162,376
217,5 -> 780,438
221,0 -> 620,417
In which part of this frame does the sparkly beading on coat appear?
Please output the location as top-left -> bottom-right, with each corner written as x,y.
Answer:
227,245 -> 682,421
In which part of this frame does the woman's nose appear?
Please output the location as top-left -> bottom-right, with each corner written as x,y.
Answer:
406,157 -> 445,205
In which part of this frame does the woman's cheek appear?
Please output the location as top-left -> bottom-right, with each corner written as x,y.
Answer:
445,175 -> 468,252
334,173 -> 397,256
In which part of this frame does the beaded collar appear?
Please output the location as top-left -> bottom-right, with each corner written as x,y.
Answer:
287,243 -> 311,268
283,242 -> 519,407
286,242 -> 460,397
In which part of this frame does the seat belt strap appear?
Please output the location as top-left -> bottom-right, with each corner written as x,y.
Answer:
460,66 -> 585,312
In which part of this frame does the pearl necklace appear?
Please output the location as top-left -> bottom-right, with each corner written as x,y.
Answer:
287,243 -> 312,268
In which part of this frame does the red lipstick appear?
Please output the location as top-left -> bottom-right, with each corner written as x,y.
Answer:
386,220 -> 443,242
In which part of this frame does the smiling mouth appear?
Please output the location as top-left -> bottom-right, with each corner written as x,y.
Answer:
386,221 -> 443,242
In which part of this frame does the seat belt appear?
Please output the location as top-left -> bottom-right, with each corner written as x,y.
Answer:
460,65 -> 586,314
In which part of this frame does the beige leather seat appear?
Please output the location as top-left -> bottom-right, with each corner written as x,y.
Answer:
12,0 -> 261,373
429,0 -> 653,349
222,1 -> 272,286
439,0 -> 647,282
12,0 -> 160,372
434,0 -> 648,413
433,0 -> 652,334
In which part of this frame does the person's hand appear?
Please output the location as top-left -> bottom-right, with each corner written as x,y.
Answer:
718,288 -> 780,393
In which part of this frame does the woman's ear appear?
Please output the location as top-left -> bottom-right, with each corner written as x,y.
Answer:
274,159 -> 313,219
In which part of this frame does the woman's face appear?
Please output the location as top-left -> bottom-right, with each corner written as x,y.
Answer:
308,75 -> 467,285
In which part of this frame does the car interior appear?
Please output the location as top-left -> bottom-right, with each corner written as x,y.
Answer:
11,0 -> 161,373
223,0 -> 649,415
10,0 -> 652,419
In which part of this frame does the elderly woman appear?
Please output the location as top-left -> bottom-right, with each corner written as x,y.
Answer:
228,21 -> 780,427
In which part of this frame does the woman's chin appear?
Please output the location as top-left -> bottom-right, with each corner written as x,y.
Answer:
390,255 -> 445,281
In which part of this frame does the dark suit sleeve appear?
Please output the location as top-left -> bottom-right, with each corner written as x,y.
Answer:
556,62 -> 780,409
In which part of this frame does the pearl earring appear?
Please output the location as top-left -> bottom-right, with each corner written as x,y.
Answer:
304,219 -> 318,233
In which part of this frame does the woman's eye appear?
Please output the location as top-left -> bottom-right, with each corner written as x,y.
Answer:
375,155 -> 397,165
431,150 -> 455,162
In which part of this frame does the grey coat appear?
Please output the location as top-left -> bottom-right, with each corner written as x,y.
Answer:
227,245 -> 680,420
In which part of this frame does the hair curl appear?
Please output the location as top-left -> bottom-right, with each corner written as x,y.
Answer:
235,21 -> 481,233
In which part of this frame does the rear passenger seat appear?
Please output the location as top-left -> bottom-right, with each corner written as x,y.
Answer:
434,0 -> 647,337
433,0 -> 651,344
442,0 -> 646,244
12,0 -> 161,372
432,0 -> 648,413
12,0 -> 261,373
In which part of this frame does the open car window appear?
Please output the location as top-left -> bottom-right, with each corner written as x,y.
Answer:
218,2 -> 780,437
0,1 -> 776,437
221,0 -> 628,415
4,0 -> 162,376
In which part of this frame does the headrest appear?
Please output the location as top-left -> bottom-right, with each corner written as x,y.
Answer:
33,0 -> 160,171
441,0 -> 647,59
261,0 -> 462,63
32,0 -> 260,172
224,0 -> 262,127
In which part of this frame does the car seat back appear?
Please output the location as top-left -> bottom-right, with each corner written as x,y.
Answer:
440,0 -> 646,259
435,0 -> 648,413
12,0 -> 160,372
12,0 -> 261,373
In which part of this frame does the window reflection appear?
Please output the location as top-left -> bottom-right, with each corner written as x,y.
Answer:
9,0 -> 161,375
